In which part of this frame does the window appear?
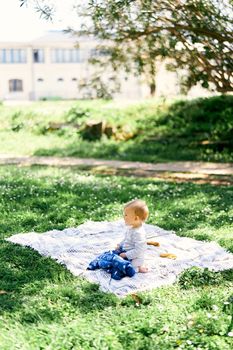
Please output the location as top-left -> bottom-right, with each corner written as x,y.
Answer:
90,49 -> 97,57
70,49 -> 80,62
33,49 -> 44,63
51,49 -> 81,63
0,49 -> 6,62
90,48 -> 110,58
72,78 -> 77,81
9,79 -> 23,92
0,49 -> 26,63
57,78 -> 64,82
37,78 -> 44,82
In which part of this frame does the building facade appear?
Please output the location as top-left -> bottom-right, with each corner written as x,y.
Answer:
0,31 -> 148,101
0,31 -> 210,101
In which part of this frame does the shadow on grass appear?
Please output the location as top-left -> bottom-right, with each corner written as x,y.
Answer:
0,240 -> 117,319
0,240 -> 74,313
34,136 -> 233,164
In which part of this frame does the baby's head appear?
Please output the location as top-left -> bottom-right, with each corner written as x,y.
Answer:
123,199 -> 149,228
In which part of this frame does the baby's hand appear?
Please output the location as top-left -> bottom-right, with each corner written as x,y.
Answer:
119,252 -> 127,259
115,244 -> 120,250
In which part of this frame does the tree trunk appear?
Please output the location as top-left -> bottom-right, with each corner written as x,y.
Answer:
149,60 -> 156,96
150,81 -> 156,96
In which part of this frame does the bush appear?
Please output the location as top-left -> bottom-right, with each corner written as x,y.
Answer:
65,107 -> 91,124
178,267 -> 223,289
159,95 -> 233,142
10,111 -> 24,132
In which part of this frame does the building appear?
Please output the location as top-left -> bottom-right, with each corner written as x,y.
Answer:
0,31 -> 148,101
0,31 -> 210,101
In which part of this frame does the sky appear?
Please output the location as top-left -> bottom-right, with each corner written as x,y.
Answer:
0,0 -> 78,41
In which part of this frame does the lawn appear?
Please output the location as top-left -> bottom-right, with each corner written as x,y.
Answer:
0,95 -> 232,163
0,165 -> 232,349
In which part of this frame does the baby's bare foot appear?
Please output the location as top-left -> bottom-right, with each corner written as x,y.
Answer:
138,266 -> 148,273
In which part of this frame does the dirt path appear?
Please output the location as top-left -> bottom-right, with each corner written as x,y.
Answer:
0,155 -> 232,176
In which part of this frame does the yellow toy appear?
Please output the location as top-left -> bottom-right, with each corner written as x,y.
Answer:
147,241 -> 160,246
147,241 -> 177,259
160,253 -> 177,260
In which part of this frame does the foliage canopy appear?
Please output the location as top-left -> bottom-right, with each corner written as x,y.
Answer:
20,0 -> 233,93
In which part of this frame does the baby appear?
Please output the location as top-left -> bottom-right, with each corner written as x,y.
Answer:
116,199 -> 149,273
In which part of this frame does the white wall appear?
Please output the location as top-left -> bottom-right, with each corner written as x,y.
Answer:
0,38 -> 146,100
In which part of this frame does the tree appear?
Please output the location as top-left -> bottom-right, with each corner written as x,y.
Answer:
20,0 -> 233,94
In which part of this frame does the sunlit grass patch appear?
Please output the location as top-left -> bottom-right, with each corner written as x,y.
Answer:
1,95 -> 232,162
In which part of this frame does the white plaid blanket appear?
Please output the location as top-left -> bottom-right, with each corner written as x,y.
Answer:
6,220 -> 233,296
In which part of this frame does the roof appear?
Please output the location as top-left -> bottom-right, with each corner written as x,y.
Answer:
30,31 -> 95,45
31,31 -> 76,43
0,31 -> 96,46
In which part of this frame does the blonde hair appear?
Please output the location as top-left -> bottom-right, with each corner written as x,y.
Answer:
124,199 -> 149,221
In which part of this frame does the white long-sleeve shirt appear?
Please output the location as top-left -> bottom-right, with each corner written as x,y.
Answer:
119,224 -> 147,261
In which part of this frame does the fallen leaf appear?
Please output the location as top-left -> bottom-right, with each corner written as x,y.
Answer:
131,293 -> 142,305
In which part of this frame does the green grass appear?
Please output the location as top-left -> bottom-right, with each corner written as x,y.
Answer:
0,95 -> 232,163
0,165 -> 233,349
